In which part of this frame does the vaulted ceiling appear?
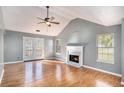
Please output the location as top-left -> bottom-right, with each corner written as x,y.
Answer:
2,6 -> 124,36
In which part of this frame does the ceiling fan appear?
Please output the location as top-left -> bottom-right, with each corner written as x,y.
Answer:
37,6 -> 60,27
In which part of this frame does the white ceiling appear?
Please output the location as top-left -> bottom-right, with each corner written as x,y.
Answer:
2,6 -> 124,36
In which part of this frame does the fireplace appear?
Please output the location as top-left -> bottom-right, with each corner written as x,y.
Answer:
69,55 -> 79,63
66,45 -> 84,67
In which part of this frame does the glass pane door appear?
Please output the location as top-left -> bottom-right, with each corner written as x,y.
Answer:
33,38 -> 44,59
23,37 -> 33,61
23,37 -> 44,61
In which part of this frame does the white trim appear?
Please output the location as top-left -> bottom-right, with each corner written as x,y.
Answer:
55,58 -> 65,62
4,61 -> 23,64
96,60 -> 114,65
121,81 -> 124,85
44,57 -> 56,60
56,53 -> 61,55
83,65 -> 121,77
0,69 -> 4,84
55,39 -> 62,54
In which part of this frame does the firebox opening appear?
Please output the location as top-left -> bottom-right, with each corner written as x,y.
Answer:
69,55 -> 79,63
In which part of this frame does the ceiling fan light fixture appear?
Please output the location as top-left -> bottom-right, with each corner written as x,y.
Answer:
46,22 -> 50,25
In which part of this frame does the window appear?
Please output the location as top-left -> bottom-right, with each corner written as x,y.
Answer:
55,39 -> 61,54
97,33 -> 114,64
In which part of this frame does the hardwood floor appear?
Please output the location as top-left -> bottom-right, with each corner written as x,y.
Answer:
0,60 -> 123,87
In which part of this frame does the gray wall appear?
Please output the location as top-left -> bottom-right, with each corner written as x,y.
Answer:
4,30 -> 54,62
121,19 -> 124,82
55,18 -> 121,74
0,32 -> 3,79
0,6 -> 4,81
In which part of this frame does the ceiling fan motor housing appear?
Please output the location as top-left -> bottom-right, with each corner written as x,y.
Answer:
46,6 -> 49,8
45,18 -> 49,21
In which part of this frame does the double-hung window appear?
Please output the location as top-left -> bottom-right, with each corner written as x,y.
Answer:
55,39 -> 61,54
97,33 -> 114,64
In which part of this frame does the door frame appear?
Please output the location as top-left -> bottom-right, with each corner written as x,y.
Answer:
23,36 -> 44,61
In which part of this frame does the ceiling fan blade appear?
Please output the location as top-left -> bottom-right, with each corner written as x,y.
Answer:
37,22 -> 45,24
50,22 -> 60,24
49,16 -> 55,21
37,17 -> 44,21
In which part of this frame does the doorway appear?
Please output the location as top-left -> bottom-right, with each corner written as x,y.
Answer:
23,37 -> 44,61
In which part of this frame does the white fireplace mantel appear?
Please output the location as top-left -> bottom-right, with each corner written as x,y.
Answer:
66,45 -> 84,67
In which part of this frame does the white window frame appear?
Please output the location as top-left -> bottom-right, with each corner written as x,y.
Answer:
96,33 -> 115,64
55,39 -> 61,55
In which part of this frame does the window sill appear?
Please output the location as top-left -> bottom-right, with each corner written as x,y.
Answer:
96,60 -> 114,64
56,53 -> 61,55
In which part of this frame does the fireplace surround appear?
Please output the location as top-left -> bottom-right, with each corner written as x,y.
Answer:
66,44 -> 84,67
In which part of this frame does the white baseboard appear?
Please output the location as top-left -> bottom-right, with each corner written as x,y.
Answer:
55,58 -> 66,62
121,81 -> 124,85
44,57 -> 56,60
0,69 -> 4,84
4,61 -> 23,64
83,65 -> 121,77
